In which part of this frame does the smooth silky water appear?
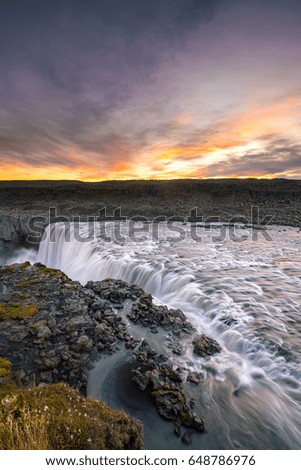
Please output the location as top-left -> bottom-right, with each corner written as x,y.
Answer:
3,222 -> 301,449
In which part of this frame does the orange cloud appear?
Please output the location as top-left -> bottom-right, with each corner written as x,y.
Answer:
137,94 -> 301,179
1,94 -> 301,181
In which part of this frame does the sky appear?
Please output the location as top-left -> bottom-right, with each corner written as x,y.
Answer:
0,0 -> 301,181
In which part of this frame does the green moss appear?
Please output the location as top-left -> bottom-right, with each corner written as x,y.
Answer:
33,263 -> 70,280
2,265 -> 15,273
41,267 -> 62,277
0,358 -> 12,378
0,383 -> 143,450
2,262 -> 30,274
0,304 -> 38,320
20,262 -> 31,269
16,280 -> 40,287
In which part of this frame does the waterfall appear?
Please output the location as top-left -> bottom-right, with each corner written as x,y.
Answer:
4,221 -> 301,449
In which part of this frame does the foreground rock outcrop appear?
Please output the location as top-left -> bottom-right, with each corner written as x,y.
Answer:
0,262 -> 222,446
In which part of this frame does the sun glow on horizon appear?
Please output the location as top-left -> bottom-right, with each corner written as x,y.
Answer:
1,95 -> 301,182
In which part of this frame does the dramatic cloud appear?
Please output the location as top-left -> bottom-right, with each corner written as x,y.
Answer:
201,139 -> 301,178
0,0 -> 301,180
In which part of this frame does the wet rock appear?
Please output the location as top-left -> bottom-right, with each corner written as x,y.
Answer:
152,389 -> 186,420
67,315 -> 95,330
131,342 -> 205,437
90,300 -> 107,311
43,356 -> 60,369
132,369 -> 149,391
193,334 -> 222,357
192,414 -> 205,432
87,279 -> 144,302
174,421 -> 181,437
182,431 -> 192,445
172,346 -> 183,356
3,323 -> 30,343
187,372 -> 201,384
110,291 -> 123,303
30,320 -> 52,339
94,323 -> 108,336
47,315 -> 57,329
165,367 -> 183,383
73,335 -> 93,352
127,293 -> 195,335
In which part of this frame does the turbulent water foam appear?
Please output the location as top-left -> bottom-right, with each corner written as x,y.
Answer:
4,222 -> 301,449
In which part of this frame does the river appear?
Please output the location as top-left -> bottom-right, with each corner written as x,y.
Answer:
3,221 -> 301,449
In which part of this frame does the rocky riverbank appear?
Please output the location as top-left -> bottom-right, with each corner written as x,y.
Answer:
0,262 -> 222,447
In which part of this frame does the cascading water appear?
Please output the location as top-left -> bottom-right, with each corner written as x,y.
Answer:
4,221 -> 301,449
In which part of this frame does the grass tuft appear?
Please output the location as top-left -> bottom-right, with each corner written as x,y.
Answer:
0,358 -> 12,378
0,382 -> 143,450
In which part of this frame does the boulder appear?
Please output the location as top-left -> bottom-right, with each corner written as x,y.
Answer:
193,334 -> 222,357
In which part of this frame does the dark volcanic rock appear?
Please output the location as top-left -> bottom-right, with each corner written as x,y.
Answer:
0,263 -> 126,392
182,432 -> 192,445
89,278 -> 220,440
0,262 -> 221,443
131,341 -> 205,436
86,278 -> 144,302
193,334 -> 222,357
128,293 -> 194,333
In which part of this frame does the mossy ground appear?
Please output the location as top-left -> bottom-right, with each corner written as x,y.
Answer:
0,262 -> 70,321
0,303 -> 38,320
0,380 -> 143,450
0,357 -> 12,377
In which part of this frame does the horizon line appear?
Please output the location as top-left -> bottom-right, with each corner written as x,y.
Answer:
0,176 -> 300,184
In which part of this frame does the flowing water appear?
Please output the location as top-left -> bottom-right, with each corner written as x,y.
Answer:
3,221 -> 301,449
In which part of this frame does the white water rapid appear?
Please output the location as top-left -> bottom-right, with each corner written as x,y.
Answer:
4,221 -> 301,449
